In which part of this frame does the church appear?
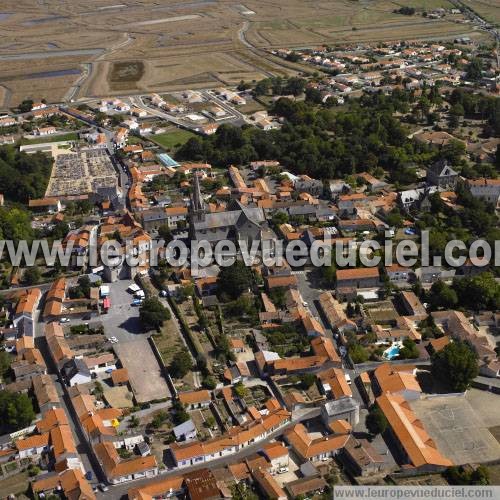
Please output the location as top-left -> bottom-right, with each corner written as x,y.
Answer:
189,173 -> 274,247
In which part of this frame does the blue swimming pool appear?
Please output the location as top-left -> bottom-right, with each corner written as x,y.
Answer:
384,345 -> 400,360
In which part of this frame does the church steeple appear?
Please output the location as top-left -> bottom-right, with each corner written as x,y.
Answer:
190,172 -> 206,222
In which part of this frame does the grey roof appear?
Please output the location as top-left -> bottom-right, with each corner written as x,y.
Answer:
288,205 -> 317,216
62,358 -> 91,380
322,397 -> 359,417
428,159 -> 458,177
173,419 -> 196,439
192,200 -> 266,242
142,210 -> 168,222
193,207 -> 265,231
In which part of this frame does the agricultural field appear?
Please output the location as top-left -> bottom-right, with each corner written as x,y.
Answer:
463,0 -> 500,25
0,0 -> 484,107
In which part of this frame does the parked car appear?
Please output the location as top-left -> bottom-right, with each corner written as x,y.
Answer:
278,467 -> 289,474
60,317 -> 70,323
131,299 -> 143,306
109,336 -> 119,344
98,483 -> 109,492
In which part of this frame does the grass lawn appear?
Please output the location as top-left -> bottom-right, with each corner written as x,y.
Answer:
153,317 -> 184,366
151,129 -> 197,151
20,132 -> 79,145
0,471 -> 30,497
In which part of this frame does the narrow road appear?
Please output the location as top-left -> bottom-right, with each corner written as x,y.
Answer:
34,319 -> 104,487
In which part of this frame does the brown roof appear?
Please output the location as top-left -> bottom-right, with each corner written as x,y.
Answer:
32,373 -> 60,407
111,367 -> 129,385
302,314 -> 326,336
311,336 -> 340,363
33,468 -> 96,499
272,355 -> 326,373
84,353 -> 115,368
15,433 -> 49,451
266,274 -> 298,289
336,267 -> 379,281
373,363 -> 422,395
318,367 -> 352,399
50,424 -> 77,458
36,408 -> 68,434
286,476 -> 328,498
94,441 -> 157,479
15,288 -> 41,315
178,389 -> 211,405
329,419 -> 352,435
428,336 -> 451,353
28,197 -> 60,208
128,475 -> 184,500
262,441 -> 289,460
228,462 -> 250,481
284,423 -> 349,460
376,393 -> 452,467
252,469 -> 287,499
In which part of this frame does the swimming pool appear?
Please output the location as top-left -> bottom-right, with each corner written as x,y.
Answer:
383,344 -> 400,360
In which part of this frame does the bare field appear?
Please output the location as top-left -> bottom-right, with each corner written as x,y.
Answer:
464,0 -> 500,25
0,0 -> 482,104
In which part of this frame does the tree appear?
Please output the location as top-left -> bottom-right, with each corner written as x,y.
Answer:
284,77 -> 306,96
286,51 -> 301,62
234,382 -> 249,398
18,99 -> 34,113
366,405 -> 388,435
230,482 -> 259,500
202,375 -> 217,390
299,373 -> 316,390
151,410 -> 168,429
172,400 -> 190,425
431,341 -> 478,392
157,224 -> 173,243
254,79 -> 270,96
452,272 -> 500,311
0,351 -> 11,380
348,344 -> 369,364
0,207 -> 34,244
23,266 -> 41,285
465,58 -> 483,81
446,465 -> 490,485
428,280 -> 458,310
129,415 -> 140,428
0,391 -> 35,432
398,339 -> 419,359
169,348 -> 193,379
139,297 -> 171,331
322,264 -> 336,286
217,260 -> 253,300
0,146 -> 53,204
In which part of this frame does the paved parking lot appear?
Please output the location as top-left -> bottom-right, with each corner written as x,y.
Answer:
98,279 -> 143,342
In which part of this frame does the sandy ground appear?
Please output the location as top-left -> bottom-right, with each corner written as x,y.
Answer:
410,393 -> 500,465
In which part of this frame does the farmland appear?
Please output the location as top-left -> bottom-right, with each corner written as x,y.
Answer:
0,0 -> 484,107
